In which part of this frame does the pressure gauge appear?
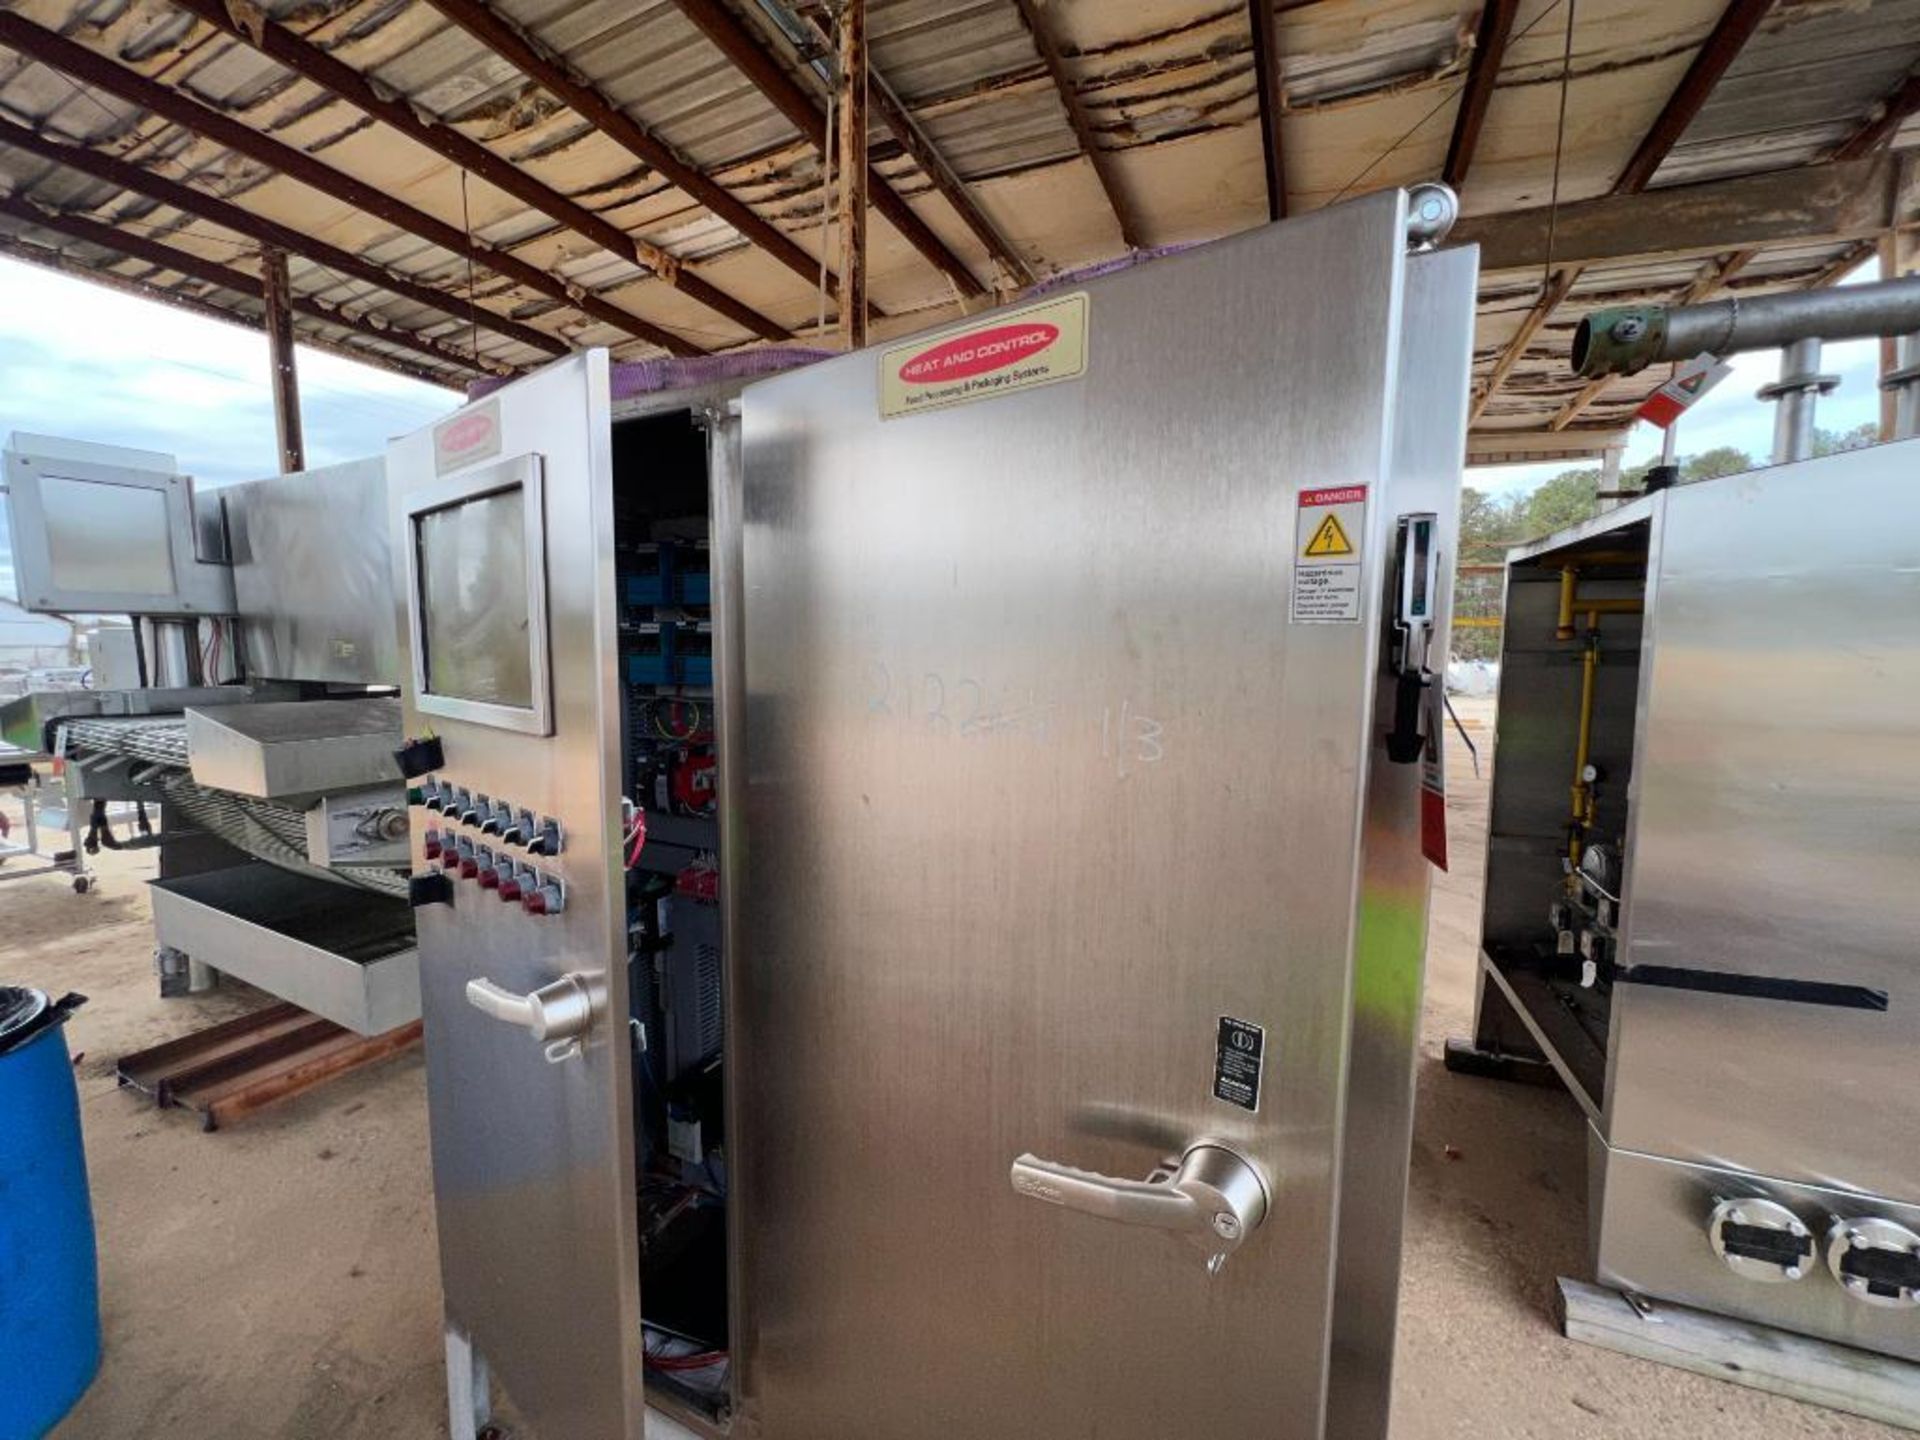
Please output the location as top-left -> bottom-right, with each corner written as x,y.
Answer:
1582,763 -> 1600,784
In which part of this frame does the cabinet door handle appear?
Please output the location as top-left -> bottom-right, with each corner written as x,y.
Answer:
1010,1143 -> 1269,1274
465,973 -> 596,1063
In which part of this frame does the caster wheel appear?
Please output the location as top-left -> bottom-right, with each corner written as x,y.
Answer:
72,875 -> 92,894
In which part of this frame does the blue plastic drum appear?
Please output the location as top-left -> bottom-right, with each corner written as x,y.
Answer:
0,988 -> 99,1440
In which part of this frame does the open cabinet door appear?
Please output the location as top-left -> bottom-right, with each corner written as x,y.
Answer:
389,352 -> 647,1439
731,194 -> 1416,1437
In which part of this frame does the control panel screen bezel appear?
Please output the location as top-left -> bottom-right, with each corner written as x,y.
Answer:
404,451 -> 554,737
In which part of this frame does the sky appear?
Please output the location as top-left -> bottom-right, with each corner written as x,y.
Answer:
0,255 -> 457,593
0,251 -> 1896,593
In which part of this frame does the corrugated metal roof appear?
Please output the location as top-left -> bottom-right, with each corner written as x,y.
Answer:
0,0 -> 1911,448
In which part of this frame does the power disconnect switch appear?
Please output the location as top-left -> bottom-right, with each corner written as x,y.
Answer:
393,735 -> 444,779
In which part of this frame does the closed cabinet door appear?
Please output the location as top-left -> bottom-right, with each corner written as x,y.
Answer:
732,195 -> 1409,1437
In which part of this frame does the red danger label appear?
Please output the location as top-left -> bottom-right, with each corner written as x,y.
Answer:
898,322 -> 1061,384
1300,485 -> 1368,507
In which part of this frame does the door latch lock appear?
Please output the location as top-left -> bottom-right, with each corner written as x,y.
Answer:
465,973 -> 597,1064
1009,1143 -> 1270,1275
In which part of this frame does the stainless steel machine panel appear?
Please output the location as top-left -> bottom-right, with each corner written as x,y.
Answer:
1328,243 -> 1475,1440
732,194 -> 1419,1437
1608,442 -> 1920,1198
390,353 -> 646,1440
186,698 -> 402,799
1590,1131 -> 1920,1362
149,862 -> 419,1036
3,433 -> 235,616
227,457 -> 399,685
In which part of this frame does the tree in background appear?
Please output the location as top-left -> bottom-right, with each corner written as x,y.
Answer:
1813,422 -> 1878,456
1449,444 -> 1759,659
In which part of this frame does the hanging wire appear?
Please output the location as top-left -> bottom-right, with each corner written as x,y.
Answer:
459,168 -> 480,365
1541,0 -> 1580,286
817,54 -> 838,340
1328,0 -> 1572,206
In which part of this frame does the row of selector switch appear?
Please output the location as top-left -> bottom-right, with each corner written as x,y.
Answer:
409,777 -> 563,856
420,831 -> 566,914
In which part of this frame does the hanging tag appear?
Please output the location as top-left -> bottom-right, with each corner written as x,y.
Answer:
1419,677 -> 1448,871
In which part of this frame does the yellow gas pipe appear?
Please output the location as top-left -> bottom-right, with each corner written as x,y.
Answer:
1558,563 -> 1643,864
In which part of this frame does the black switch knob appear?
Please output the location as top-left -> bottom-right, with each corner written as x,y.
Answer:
408,872 -> 454,908
394,735 -> 445,779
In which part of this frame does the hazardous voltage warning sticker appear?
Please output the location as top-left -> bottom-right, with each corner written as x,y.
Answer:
1291,484 -> 1369,624
880,292 -> 1090,419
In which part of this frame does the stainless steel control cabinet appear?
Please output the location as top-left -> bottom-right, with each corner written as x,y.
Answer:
1467,441 -> 1920,1359
392,192 -> 1477,1440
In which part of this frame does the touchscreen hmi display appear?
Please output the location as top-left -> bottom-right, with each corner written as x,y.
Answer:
415,487 -> 534,710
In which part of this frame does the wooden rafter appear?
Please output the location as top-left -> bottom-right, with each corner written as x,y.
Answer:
1248,0 -> 1288,221
0,114 -> 560,360
1444,0 -> 1519,190
0,12 -> 701,355
837,0 -> 868,348
1009,0 -> 1146,250
670,0 -> 985,298
0,194 -> 488,381
1473,0 -> 1777,422
421,0 -> 831,296
1831,67 -> 1920,162
168,0 -> 790,343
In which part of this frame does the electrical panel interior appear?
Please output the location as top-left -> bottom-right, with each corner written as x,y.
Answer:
613,412 -> 730,1412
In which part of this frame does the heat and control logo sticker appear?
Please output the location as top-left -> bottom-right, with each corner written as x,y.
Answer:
880,292 -> 1090,419
433,398 -> 502,475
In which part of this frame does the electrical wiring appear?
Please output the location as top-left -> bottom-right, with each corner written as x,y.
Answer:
649,698 -> 704,742
624,802 -> 648,869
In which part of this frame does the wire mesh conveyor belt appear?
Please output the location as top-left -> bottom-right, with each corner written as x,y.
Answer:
58,717 -> 409,900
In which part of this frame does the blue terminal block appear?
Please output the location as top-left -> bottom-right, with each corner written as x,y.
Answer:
623,542 -> 712,610
625,621 -> 714,688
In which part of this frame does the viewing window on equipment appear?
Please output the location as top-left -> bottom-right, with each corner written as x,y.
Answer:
416,488 -> 534,709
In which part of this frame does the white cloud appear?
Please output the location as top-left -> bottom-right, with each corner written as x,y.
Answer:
0,255 -> 457,595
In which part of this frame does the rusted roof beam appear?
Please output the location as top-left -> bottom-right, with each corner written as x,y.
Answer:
1443,0 -> 1519,190
1247,0 -> 1287,221
670,0 -> 986,298
1468,266 -> 1577,424
866,72 -> 1031,288
772,2 -> 1029,289
168,0 -> 787,343
1476,0 -> 1774,423
1611,0 -> 1776,196
0,12 -> 698,355
1831,67 -> 1920,162
0,231 -> 463,388
836,0 -> 867,348
420,0 -> 828,298
0,115 -> 564,360
1010,0 -> 1145,249
0,193 -> 489,380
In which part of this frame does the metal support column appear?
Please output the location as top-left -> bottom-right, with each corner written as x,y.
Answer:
261,247 -> 305,474
836,0 -> 868,350
1760,337 -> 1838,465
1886,332 -> 1920,441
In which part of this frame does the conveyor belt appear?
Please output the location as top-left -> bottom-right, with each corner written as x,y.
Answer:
58,716 -> 408,899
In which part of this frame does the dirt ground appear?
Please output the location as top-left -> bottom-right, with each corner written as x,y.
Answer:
4,702 -> 1901,1439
